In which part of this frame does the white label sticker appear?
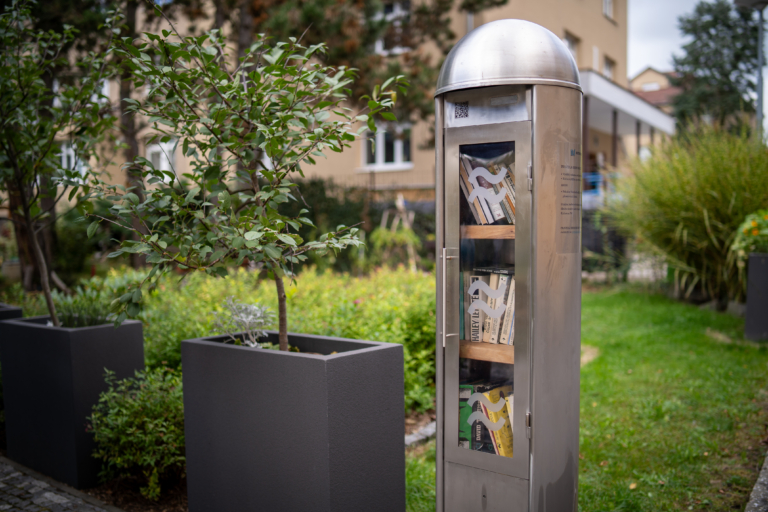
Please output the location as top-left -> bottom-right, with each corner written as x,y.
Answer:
490,95 -> 519,107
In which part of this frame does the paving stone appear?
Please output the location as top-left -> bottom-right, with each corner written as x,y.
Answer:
0,462 -> 109,512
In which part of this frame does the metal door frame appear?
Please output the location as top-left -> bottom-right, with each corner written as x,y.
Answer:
442,121 -> 532,479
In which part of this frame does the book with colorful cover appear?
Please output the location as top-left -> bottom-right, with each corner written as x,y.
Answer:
481,385 -> 514,458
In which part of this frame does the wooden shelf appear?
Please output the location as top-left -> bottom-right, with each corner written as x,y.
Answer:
459,340 -> 514,365
461,225 -> 515,239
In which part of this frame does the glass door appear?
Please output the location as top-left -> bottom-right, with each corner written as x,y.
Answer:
443,122 -> 531,479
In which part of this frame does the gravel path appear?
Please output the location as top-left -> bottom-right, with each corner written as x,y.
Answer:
0,458 -> 119,512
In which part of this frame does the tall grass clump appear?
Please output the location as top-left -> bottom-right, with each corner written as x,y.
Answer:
606,128 -> 768,303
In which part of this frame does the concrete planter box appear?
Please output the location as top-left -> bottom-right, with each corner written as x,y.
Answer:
182,331 -> 404,512
0,303 -> 22,321
0,316 -> 144,488
746,253 -> 768,341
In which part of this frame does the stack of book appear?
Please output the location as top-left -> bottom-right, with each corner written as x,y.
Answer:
459,381 -> 514,457
459,154 -> 516,225
459,267 -> 515,346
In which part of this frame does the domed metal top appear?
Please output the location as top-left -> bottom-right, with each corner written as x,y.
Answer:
435,20 -> 581,96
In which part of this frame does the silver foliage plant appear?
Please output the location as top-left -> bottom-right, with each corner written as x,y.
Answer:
213,297 -> 275,348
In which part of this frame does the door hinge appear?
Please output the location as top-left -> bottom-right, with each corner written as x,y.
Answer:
526,412 -> 532,439
527,163 -> 533,191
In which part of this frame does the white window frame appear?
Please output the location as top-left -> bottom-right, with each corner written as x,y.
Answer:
603,57 -> 615,81
146,140 -> 177,178
59,142 -> 87,179
360,124 -> 413,172
603,0 -> 614,19
373,1 -> 411,56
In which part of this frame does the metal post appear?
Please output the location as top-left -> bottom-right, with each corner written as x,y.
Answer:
759,6 -> 764,140
582,95 -> 590,173
611,109 -> 618,167
636,120 -> 641,156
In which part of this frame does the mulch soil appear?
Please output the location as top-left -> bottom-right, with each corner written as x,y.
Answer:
86,477 -> 188,512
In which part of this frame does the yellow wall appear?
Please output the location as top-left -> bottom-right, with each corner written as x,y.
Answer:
94,0 -> 629,201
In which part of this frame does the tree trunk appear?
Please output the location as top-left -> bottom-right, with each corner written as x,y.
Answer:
121,0 -> 146,268
274,272 -> 288,351
17,178 -> 59,326
7,183 -> 35,291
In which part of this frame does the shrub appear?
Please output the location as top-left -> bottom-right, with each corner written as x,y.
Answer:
606,128 -> 768,303
52,288 -> 111,328
731,209 -> 768,259
133,267 -> 436,412
89,368 -> 185,500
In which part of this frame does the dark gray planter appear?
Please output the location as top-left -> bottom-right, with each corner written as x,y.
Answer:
746,253 -> 768,341
0,316 -> 144,488
0,303 -> 22,321
182,331 -> 405,512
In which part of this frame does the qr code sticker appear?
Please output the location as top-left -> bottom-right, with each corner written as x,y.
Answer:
455,102 -> 469,119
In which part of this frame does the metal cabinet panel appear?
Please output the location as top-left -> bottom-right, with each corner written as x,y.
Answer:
445,462 -> 528,512
442,121 -> 532,480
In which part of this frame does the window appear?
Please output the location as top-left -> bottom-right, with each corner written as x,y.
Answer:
641,82 -> 661,92
603,57 -> 615,81
563,32 -> 579,63
364,124 -> 412,171
374,1 -> 411,56
603,0 -> 613,19
146,140 -> 176,175
59,143 -> 86,175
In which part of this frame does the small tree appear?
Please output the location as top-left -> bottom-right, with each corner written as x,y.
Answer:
88,13 -> 406,351
0,0 -> 116,326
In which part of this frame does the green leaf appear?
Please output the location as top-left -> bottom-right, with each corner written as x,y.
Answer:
87,221 -> 99,239
264,245 -> 282,259
186,187 -> 201,203
277,234 -> 296,246
219,190 -> 231,210
380,112 -> 397,121
244,231 -> 262,241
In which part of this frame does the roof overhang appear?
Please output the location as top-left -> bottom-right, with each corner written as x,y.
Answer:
581,70 -> 675,136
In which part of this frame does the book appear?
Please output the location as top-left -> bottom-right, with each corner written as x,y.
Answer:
480,401 -> 500,455
483,385 -> 513,458
489,275 -> 509,344
473,265 -> 515,276
463,273 -> 472,340
500,278 -> 516,346
470,383 -> 497,453
459,384 -> 474,449
460,156 -> 492,224
482,273 -> 500,342
459,271 -> 465,340
458,168 -> 483,224
468,275 -> 488,342
490,163 -> 516,224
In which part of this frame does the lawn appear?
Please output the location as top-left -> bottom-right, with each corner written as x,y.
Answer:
406,286 -> 768,512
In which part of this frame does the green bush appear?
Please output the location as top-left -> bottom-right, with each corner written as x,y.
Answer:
6,266 -> 437,412
52,287 -> 111,328
89,368 -> 185,500
606,128 -> 768,303
732,209 -> 768,258
131,267 -> 436,412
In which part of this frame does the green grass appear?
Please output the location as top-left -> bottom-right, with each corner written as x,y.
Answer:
405,286 -> 768,512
